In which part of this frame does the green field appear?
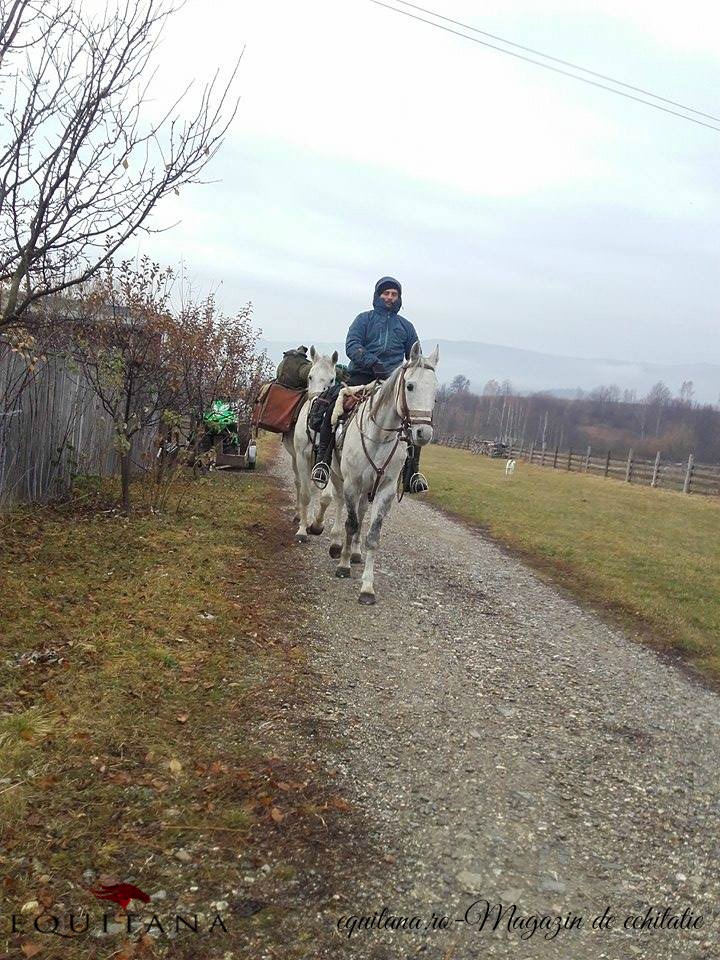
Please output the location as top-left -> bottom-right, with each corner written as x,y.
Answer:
424,444 -> 720,679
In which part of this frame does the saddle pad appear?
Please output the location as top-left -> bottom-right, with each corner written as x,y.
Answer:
252,382 -> 306,434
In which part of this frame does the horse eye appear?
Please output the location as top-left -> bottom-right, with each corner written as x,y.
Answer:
407,383 -> 414,391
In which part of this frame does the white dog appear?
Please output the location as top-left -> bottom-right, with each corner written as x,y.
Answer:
505,458 -> 517,476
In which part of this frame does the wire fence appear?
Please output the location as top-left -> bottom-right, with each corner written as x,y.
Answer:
434,435 -> 720,497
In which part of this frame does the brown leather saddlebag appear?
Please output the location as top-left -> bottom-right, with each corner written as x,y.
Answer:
252,382 -> 306,434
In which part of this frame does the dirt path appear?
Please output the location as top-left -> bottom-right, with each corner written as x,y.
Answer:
259,455 -> 720,960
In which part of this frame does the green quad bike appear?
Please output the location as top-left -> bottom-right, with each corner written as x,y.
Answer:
201,400 -> 257,471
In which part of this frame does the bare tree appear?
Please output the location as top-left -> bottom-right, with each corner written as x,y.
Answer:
449,374 -> 470,395
679,380 -> 695,406
645,380 -> 672,436
0,0 -> 239,330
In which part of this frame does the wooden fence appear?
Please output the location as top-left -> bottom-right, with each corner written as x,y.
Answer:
0,351 -> 156,506
435,436 -> 720,497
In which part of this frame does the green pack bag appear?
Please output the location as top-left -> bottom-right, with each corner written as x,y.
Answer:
276,347 -> 312,389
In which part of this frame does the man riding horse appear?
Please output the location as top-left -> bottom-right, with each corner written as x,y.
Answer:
310,276 -> 429,494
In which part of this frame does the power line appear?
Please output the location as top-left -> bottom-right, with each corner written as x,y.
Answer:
391,0 -> 720,125
366,0 -> 720,134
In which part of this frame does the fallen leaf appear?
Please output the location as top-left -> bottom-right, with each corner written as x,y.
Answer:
276,782 -> 291,792
37,886 -> 54,909
21,942 -> 42,957
270,806 -> 284,823
328,797 -> 351,812
108,771 -> 132,785
168,759 -> 182,776
176,713 -> 188,724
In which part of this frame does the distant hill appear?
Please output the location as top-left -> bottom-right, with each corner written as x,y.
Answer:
260,338 -> 719,405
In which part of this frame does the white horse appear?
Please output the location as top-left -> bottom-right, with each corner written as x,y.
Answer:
328,341 -> 439,604
282,346 -> 337,542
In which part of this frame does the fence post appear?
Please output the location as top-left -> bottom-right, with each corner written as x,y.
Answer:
625,449 -> 634,483
651,450 -> 661,488
528,443 -> 534,463
553,445 -> 559,468
604,450 -> 611,478
683,453 -> 694,494
584,445 -> 591,472
567,448 -> 573,470
540,444 -> 546,467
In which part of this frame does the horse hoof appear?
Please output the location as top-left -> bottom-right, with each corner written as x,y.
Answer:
295,533 -> 309,544
335,566 -> 351,579
350,553 -> 363,564
329,543 -> 342,559
308,522 -> 324,536
358,591 -> 376,605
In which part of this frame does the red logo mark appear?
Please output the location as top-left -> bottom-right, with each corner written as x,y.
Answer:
90,882 -> 151,911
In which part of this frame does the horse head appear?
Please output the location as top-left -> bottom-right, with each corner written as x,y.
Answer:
307,346 -> 338,396
397,341 -> 440,447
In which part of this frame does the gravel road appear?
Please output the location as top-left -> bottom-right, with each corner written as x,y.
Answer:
261,456 -> 720,960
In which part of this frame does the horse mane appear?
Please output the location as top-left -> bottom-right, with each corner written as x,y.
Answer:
376,360 -> 407,405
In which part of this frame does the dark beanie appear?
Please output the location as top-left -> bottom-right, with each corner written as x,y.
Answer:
375,276 -> 402,297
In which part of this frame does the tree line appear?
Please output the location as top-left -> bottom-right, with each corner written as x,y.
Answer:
437,376 -> 720,464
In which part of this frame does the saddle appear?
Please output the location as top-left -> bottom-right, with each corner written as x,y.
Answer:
331,382 -> 378,426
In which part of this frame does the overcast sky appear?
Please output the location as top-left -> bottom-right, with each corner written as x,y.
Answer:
137,0 -> 720,366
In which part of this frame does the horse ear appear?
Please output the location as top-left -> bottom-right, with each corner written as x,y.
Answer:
309,345 -> 316,360
428,344 -> 439,367
409,341 -> 422,363
331,350 -> 338,364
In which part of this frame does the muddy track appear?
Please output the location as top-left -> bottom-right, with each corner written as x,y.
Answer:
258,455 -> 720,960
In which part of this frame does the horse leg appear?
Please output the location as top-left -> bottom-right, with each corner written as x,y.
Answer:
350,495 -> 368,564
328,470 -> 345,559
295,467 -> 313,543
335,489 -> 359,578
282,432 -> 301,523
358,486 -> 394,604
308,487 -> 331,536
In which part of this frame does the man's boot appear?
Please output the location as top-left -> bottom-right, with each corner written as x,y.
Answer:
311,435 -> 334,489
311,456 -> 330,489
403,444 -> 428,494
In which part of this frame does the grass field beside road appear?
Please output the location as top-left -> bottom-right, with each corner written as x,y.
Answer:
0,455 -> 354,959
423,444 -> 720,680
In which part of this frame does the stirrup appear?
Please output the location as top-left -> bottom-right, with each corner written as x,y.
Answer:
311,461 -> 330,489
407,471 -> 428,494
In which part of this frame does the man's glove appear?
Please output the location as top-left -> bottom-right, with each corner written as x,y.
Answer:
371,362 -> 389,380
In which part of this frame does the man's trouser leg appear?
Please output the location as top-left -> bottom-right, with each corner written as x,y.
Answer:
311,397 -> 338,488
403,444 -> 429,493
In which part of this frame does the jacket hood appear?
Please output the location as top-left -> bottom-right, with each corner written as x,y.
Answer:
373,276 -> 402,313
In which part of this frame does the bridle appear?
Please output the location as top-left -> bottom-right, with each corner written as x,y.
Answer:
393,359 -> 436,429
358,358 -> 436,502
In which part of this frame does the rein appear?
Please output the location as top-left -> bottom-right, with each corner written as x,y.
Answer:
358,359 -> 436,502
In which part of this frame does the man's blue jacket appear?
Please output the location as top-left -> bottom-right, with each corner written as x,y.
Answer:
346,277 -> 419,376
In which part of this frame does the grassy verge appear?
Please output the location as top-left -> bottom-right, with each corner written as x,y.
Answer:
424,444 -> 720,679
0,450 -> 352,959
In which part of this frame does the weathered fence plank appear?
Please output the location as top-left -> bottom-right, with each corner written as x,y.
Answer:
0,351 -> 156,505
